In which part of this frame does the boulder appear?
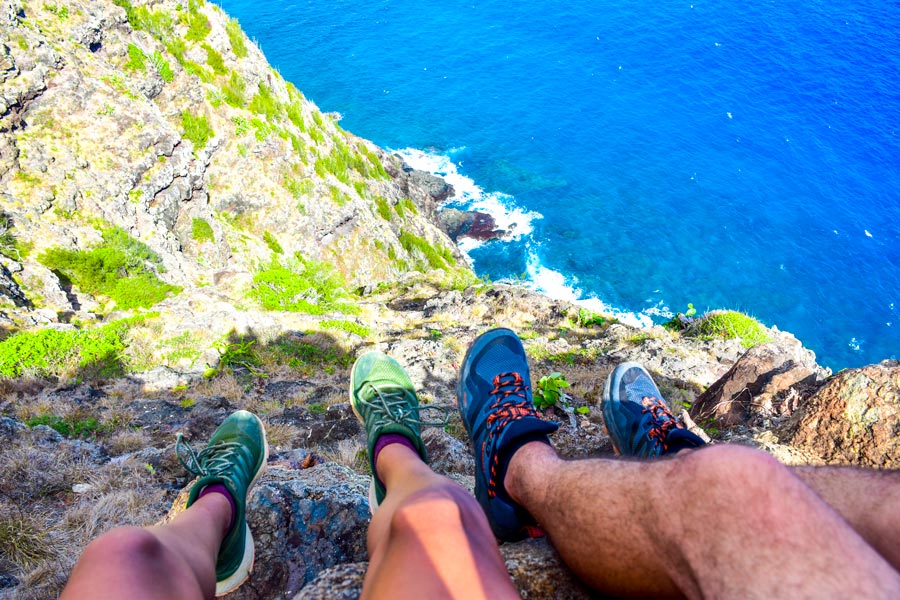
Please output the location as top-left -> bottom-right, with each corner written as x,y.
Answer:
785,361 -> 900,467
690,340 -> 822,427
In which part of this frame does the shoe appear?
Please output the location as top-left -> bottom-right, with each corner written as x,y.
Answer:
350,351 -> 430,509
601,362 -> 698,457
177,410 -> 268,596
457,328 -> 558,542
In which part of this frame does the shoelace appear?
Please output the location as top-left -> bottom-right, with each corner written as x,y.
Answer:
357,383 -> 451,430
483,372 -> 542,498
176,433 -> 244,478
641,396 -> 679,452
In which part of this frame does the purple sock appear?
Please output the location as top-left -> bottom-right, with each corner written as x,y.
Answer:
198,483 -> 236,531
373,433 -> 419,471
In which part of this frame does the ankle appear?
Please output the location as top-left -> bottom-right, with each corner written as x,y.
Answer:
504,441 -> 557,506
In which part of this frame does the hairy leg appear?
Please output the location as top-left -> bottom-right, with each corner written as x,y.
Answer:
61,492 -> 231,600
791,464 -> 900,569
362,444 -> 520,600
506,442 -> 900,599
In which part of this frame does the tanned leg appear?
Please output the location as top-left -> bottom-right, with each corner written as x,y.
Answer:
505,442 -> 900,599
61,492 -> 231,600
791,464 -> 900,570
361,444 -> 520,600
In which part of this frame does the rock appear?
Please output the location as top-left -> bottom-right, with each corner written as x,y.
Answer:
292,563 -> 366,600
227,463 -> 370,600
438,208 -> 506,241
421,427 -> 475,476
784,361 -> 900,467
690,340 -> 822,427
407,168 -> 454,203
0,416 -> 27,439
502,538 -> 596,599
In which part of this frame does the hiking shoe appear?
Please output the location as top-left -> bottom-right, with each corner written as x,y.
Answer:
350,351 -> 432,509
602,362 -> 701,457
177,410 -> 268,596
457,328 -> 559,542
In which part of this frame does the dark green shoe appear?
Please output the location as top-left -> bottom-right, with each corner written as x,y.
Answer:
350,351 -> 434,509
177,410 -> 268,596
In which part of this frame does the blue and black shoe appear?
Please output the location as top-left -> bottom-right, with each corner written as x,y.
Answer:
601,362 -> 704,457
457,328 -> 558,542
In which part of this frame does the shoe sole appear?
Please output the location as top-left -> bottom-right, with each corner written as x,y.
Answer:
601,362 -> 647,457
215,413 -> 270,597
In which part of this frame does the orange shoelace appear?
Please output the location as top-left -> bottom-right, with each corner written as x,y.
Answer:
641,396 -> 678,452
483,372 -> 542,498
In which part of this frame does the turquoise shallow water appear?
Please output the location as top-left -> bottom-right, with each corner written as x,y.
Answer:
221,0 -> 900,369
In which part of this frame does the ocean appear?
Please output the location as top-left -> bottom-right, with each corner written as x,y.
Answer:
218,0 -> 900,370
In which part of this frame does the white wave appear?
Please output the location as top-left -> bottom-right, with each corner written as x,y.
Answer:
522,252 -> 653,328
865,229 -> 873,238
392,147 -> 542,240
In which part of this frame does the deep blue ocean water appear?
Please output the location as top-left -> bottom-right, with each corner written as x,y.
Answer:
220,0 -> 900,370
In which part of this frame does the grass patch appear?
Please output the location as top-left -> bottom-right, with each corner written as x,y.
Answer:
685,310 -> 772,348
320,319 -> 371,337
226,18 -> 248,58
125,43 -> 146,72
263,230 -> 283,254
374,196 -> 392,221
25,414 -> 109,438
250,254 -> 359,315
202,43 -> 227,76
191,218 -> 214,243
399,230 -> 455,270
181,110 -> 214,150
249,83 -> 279,121
222,70 -> 246,108
150,51 -> 174,82
0,318 -> 138,379
38,228 -> 180,311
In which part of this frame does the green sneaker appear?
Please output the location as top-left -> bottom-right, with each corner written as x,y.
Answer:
350,351 -> 434,509
176,410 -> 268,596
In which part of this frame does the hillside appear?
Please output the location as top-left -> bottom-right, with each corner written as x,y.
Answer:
0,1 -> 898,599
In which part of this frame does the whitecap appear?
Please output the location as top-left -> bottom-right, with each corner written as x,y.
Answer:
865,229 -> 873,238
392,147 -> 542,241
848,337 -> 862,352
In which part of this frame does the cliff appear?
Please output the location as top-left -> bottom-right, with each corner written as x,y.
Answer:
0,1 -> 898,599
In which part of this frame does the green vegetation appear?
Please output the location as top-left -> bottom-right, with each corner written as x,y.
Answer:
374,196 -> 392,221
684,310 -> 772,348
394,198 -> 418,219
183,6 -> 211,42
399,231 -> 455,270
232,115 -> 249,135
38,228 -> 180,311
571,307 -> 607,328
250,254 -> 359,315
226,18 -> 248,58
191,218 -> 214,243
263,231 -> 283,254
534,372 -> 571,410
202,43 -> 227,75
181,111 -> 214,150
526,345 -> 599,366
125,43 -> 146,72
321,319 -> 371,337
25,415 -> 108,438
114,0 -> 175,39
329,185 -> 351,207
249,84 -> 279,121
150,51 -> 174,82
222,70 -> 246,108
0,318 -> 137,378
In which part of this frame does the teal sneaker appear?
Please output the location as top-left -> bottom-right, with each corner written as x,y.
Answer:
350,351 -> 432,509
177,410 -> 268,596
601,362 -> 704,457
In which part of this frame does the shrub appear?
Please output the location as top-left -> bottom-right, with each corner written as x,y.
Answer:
249,84 -> 279,121
222,70 -> 246,107
263,231 -> 283,254
534,372 -> 571,409
38,228 -> 179,311
685,310 -> 772,348
192,218 -> 214,243
374,196 -> 392,221
181,110 -> 214,150
320,319 -> 371,337
0,319 -> 135,378
184,9 -> 211,42
150,51 -> 174,82
202,43 -> 227,75
399,231 -> 454,270
125,43 -> 146,72
250,255 -> 359,315
226,18 -> 248,58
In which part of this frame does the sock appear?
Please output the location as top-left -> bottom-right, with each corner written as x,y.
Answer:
373,433 -> 419,471
198,483 -> 236,532
663,428 -> 706,454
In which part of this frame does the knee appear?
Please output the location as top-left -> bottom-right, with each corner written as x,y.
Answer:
79,526 -> 167,570
389,484 -> 472,539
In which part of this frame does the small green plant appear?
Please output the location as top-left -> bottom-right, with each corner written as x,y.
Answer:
181,110 -> 214,150
222,70 -> 246,107
399,231 -> 455,270
250,254 -> 359,315
249,84 -> 279,120
686,310 -> 771,348
26,414 -> 107,438
191,217 -> 214,243
534,372 -> 571,410
573,307 -> 606,328
575,406 -> 590,415
150,51 -> 174,82
226,18 -> 248,58
180,398 -> 196,409
184,8 -> 211,41
125,43 -> 146,72
374,196 -> 392,221
232,115 -> 249,135
202,43 -> 227,75
215,336 -> 264,377
263,230 -> 283,254
321,319 -> 371,337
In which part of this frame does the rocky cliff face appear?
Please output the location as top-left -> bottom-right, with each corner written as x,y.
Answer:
1,2 -> 898,600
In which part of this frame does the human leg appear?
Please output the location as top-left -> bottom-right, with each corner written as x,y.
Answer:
61,410 -> 267,600
350,352 -> 519,600
456,330 -> 900,599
